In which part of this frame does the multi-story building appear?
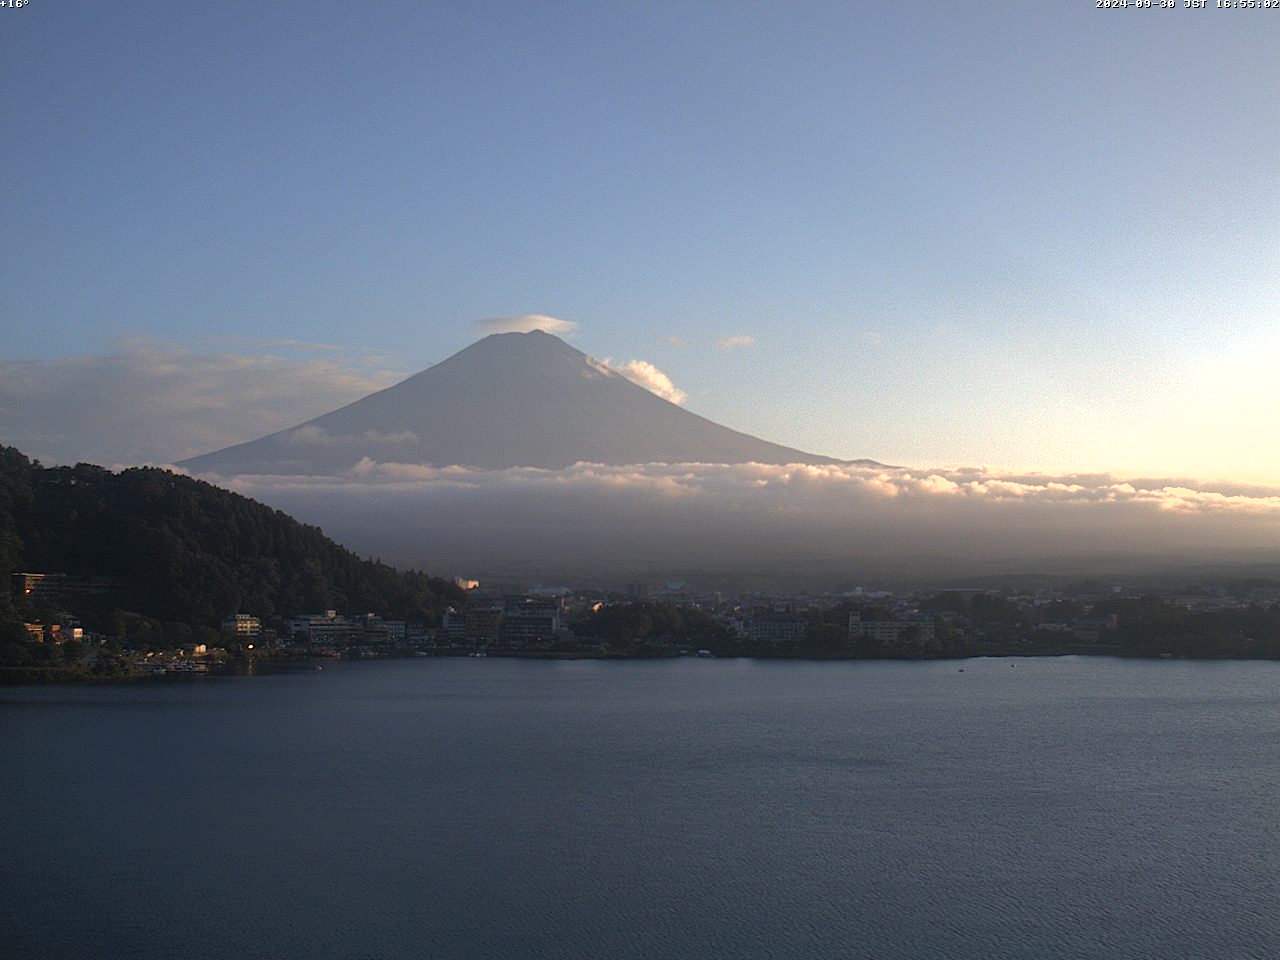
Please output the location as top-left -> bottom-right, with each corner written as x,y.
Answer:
502,597 -> 562,644
12,572 -> 65,603
12,572 -> 121,604
223,613 -> 262,640
850,616 -> 935,646
351,613 -> 408,645
464,607 -> 504,644
748,609 -> 807,644
286,611 -> 360,646
442,607 -> 467,644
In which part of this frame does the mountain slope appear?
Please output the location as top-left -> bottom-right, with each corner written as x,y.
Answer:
180,331 -> 859,474
0,446 -> 462,629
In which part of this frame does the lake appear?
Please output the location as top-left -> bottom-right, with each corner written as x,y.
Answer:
3,656 -> 1279,959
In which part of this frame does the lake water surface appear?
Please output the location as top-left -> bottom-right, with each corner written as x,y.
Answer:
4,656 -> 1279,959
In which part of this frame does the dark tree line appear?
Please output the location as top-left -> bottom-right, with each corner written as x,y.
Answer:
0,446 -> 462,639
1092,595 -> 1280,658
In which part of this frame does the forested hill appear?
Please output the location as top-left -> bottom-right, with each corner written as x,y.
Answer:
0,446 -> 463,629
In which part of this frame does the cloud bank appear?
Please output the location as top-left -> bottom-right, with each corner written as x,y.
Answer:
476,314 -> 578,336
0,340 -> 405,466
200,461 -> 1280,583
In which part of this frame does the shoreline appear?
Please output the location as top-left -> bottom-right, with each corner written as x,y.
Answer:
6,645 -> 1279,685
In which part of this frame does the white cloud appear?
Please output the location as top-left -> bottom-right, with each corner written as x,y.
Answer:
596,358 -> 688,404
0,340 -> 405,466
718,335 -> 755,349
657,336 -> 686,348
210,461 -> 1280,581
476,314 -> 578,336
204,460 -> 1280,519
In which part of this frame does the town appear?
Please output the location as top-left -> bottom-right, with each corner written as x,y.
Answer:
7,568 -> 1280,680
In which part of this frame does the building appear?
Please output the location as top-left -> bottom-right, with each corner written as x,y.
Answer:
11,572 -> 121,604
12,572 -> 65,603
286,611 -> 360,646
501,596 -> 562,644
464,607 -> 504,644
442,607 -> 467,644
352,613 -> 407,645
222,614 -> 262,639
22,617 -> 84,644
440,605 -> 507,645
748,609 -> 807,644
850,616 -> 935,646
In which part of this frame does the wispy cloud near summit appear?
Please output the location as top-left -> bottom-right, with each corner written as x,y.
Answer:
597,358 -> 688,404
476,315 -> 577,336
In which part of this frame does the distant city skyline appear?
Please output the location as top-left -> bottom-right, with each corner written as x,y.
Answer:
3,3 -> 1277,482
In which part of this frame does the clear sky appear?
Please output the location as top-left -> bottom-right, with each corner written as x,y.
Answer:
3,1 -> 1278,482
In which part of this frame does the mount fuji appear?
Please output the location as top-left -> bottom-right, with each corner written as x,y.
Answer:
179,331 -> 870,475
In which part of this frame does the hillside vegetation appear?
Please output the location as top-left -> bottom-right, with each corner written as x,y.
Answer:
0,446 -> 462,636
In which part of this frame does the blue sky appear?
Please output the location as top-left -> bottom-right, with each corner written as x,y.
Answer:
3,1 -> 1278,480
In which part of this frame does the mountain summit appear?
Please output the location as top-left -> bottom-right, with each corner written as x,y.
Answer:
179,331 -> 855,474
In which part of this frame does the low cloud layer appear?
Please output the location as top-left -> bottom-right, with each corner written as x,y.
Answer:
0,340 -> 404,466
717,334 -> 755,349
476,314 -> 577,336
200,461 -> 1280,583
